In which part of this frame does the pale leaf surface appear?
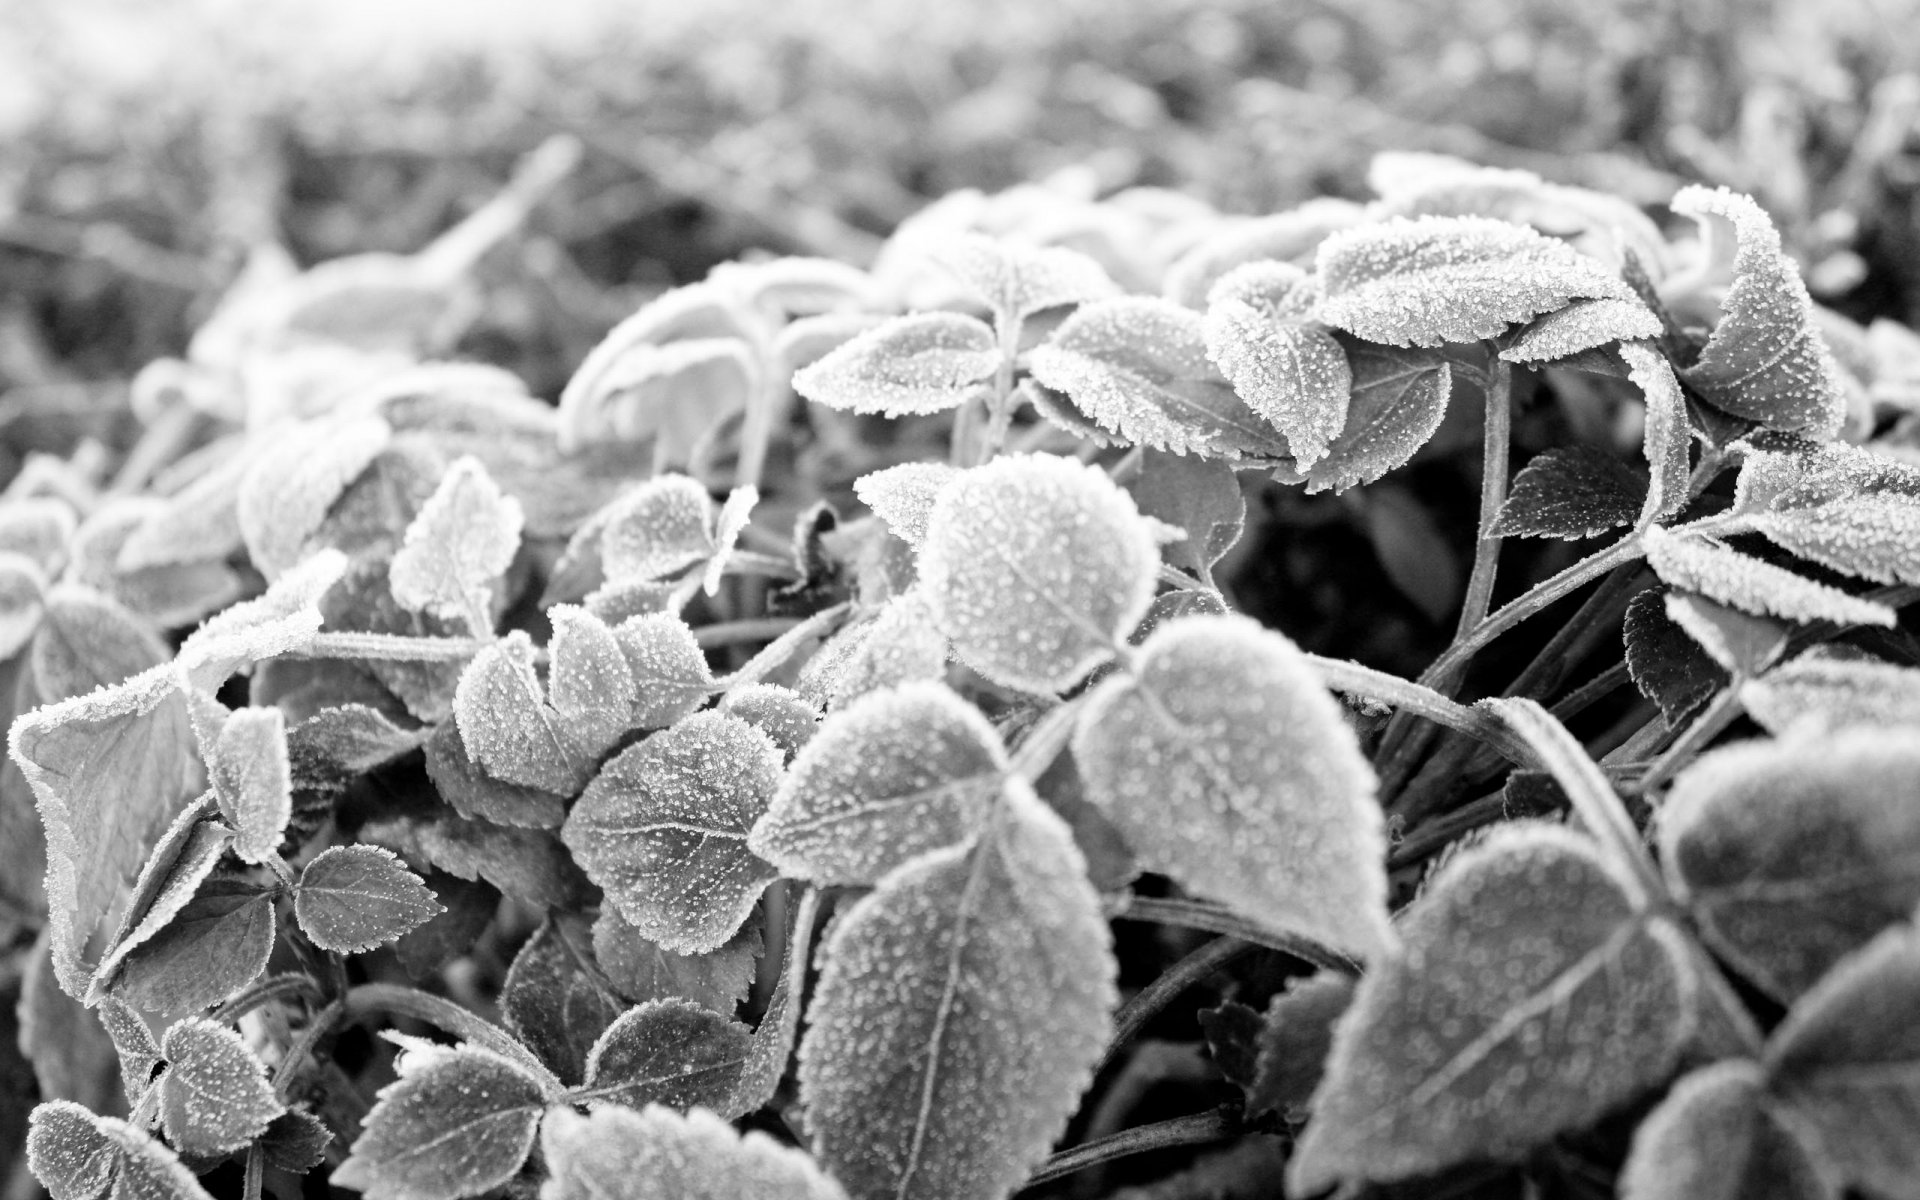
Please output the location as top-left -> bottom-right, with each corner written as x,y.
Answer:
539,1104 -> 847,1200
1500,298 -> 1662,364
176,549 -> 349,691
575,999 -> 751,1111
295,845 -> 443,954
933,233 -> 1119,326
1742,444 -> 1920,586
1303,341 -> 1452,493
157,1018 -> 284,1156
1742,649 -> 1920,735
110,878 -> 276,1017
1486,446 -> 1643,540
1204,259 -> 1320,323
1642,526 -> 1895,627
853,462 -> 963,548
1622,342 -> 1693,525
0,497 -> 77,572
1618,1060 -> 1834,1200
30,584 -> 169,703
796,591 -> 947,711
235,416 -> 390,580
561,712 -> 782,954
334,1043 -> 547,1200
702,485 -> 756,596
1314,215 -> 1635,348
751,681 -> 1004,885
798,783 -> 1115,1200
210,707 -> 291,863
715,684 -> 818,762
792,312 -> 998,417
0,552 -> 45,659
1027,296 -> 1293,457
1073,613 -> 1392,961
612,613 -> 713,731
423,720 -> 567,829
548,606 -> 638,763
599,476 -> 714,586
1122,449 -> 1246,574
28,1101 -> 213,1200
1288,824 -> 1695,1192
1203,296 -> 1350,468
86,795 -> 225,999
288,704 -> 426,776
1162,200 -> 1366,309
388,457 -> 524,632
919,453 -> 1157,694
593,904 -> 761,1013
452,631 -> 580,795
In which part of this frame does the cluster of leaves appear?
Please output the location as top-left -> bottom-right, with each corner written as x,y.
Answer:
5,148 -> 1920,1200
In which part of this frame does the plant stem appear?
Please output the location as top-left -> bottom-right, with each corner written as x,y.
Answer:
209,973 -> 324,1026
1454,357 -> 1513,642
273,1000 -> 346,1092
1634,686 -> 1745,796
1387,789 -> 1509,870
1303,654 -> 1534,768
342,983 -> 561,1094
1022,1111 -> 1240,1191
297,631 -> 489,663
242,1142 -> 265,1200
1009,698 -> 1083,782
712,601 -> 850,690
1096,937 -> 1255,1077
694,616 -> 804,649
1117,897 -> 1360,974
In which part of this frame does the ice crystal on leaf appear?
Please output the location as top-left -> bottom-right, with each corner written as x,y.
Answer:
1314,215 -> 1637,348
28,1100 -> 213,1200
176,548 -> 348,691
235,416 -> 391,581
157,1018 -> 284,1156
1622,341 -> 1693,525
208,706 -> 291,863
573,999 -> 751,1112
1203,265 -> 1350,468
295,845 -> 443,954
593,904 -> 761,1014
388,457 -> 524,635
1739,441 -> 1920,586
1641,526 -> 1896,627
792,312 -> 999,417
334,1042 -> 549,1200
853,462 -> 963,548
932,233 -> 1119,329
1501,298 -> 1662,365
1303,339 -> 1452,493
547,605 -> 637,763
1487,446 -> 1643,540
1741,648 -> 1920,734
453,631 -> 581,796
1162,200 -> 1366,309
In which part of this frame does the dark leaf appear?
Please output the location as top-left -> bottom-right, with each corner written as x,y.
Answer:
1618,1061 -> 1834,1200
28,1101 -> 213,1200
259,1106 -> 333,1174
1247,973 -> 1358,1123
1121,449 -> 1246,574
572,999 -> 752,1111
333,1043 -> 547,1200
157,1018 -> 284,1156
294,845 -> 442,954
593,904 -> 761,1014
1486,446 -> 1643,540
111,878 -> 277,1018
500,915 -> 625,1086
1624,587 -> 1726,727
422,719 -> 566,829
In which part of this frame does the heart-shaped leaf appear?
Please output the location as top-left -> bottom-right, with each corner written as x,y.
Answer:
793,312 -> 999,416
157,1018 -> 284,1156
598,476 -> 716,586
572,999 -> 751,1111
611,613 -> 714,731
334,1042 -> 549,1200
540,1104 -> 848,1200
1303,340 -> 1453,494
295,845 -> 443,955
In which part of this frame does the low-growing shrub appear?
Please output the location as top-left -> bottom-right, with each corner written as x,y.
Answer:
5,148 -> 1920,1200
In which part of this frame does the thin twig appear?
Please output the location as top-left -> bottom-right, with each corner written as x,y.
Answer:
1096,938 -> 1256,1077
694,616 -> 804,649
1455,357 -> 1513,642
1304,654 -> 1534,768
1634,687 -> 1745,796
1117,897 -> 1360,974
1022,1111 -> 1241,1191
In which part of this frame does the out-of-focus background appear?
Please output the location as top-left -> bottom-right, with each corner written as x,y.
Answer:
4,0 -> 1920,403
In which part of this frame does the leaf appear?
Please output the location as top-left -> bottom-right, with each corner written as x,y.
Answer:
793,312 -> 999,417
1659,729 -> 1920,1002
1662,593 -> 1789,677
918,453 -> 1158,694
793,592 -> 946,710
295,845 -> 443,954
798,782 -> 1115,1200
933,233 -> 1119,326
1764,922 -> 1920,1197
364,810 -> 591,911
1288,824 -> 1697,1192
1122,449 -> 1247,574
87,797 -> 230,1000
114,445 -> 249,572
110,878 -> 276,1017
1642,526 -> 1895,627
562,712 -> 783,954
1162,200 -> 1366,309
1670,187 -> 1847,436
612,613 -> 714,731
19,933 -> 119,1113
235,416 -> 391,580
1245,973 -> 1358,1123
1742,445 -> 1920,586
1303,340 -> 1453,493
573,999 -> 751,1110
452,631 -> 581,795
1203,269 -> 1350,467
1500,298 -> 1663,364
1618,1060 -> 1835,1200
715,684 -> 818,762
752,681 -> 1005,885
1314,215 -> 1637,348
0,552 -> 46,660
500,915 -> 625,1085
333,1043 -> 548,1200
423,719 -> 567,829
1486,446 -> 1644,539
1622,342 -> 1694,526
28,1101 -> 213,1200
0,497 -> 77,572
853,462 -> 963,548
66,501 -> 245,631
539,1104 -> 848,1200
1742,648 -> 1920,735
31,585 -> 169,703
593,903 -> 761,1013
209,707 -> 291,864
9,664 -> 202,994
1074,613 -> 1392,961
156,1018 -> 284,1156
96,997 -> 162,1109
259,1106 -> 333,1173
388,457 -> 524,633
599,476 -> 714,585
176,549 -> 349,691
702,485 -> 756,596
394,872 -> 498,979
1027,296 -> 1294,457
547,606 -> 638,763
1624,586 -> 1726,727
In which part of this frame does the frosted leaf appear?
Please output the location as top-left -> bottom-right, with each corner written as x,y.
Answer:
1763,922 -> 1920,1198
157,1018 -> 284,1156
1163,201 -> 1367,309
853,462 -> 963,548
593,903 -> 761,1013
1314,215 -> 1636,348
561,712 -> 783,955
1204,259 -> 1321,323
600,476 -> 715,586
703,485 -> 756,596
0,552 -> 47,659
548,606 -> 638,764
8,664 -> 201,994
176,548 -> 349,691
0,496 -> 77,573
612,613 -> 713,730
574,999 -> 751,1111
1670,187 -> 1847,436
452,631 -> 581,796
1618,1061 -> 1833,1200
63,501 -> 244,631
1621,342 -> 1693,525
110,876 -> 277,1018
1642,526 -> 1895,627
775,311 -> 888,375
423,720 -> 567,829
1658,729 -> 1920,1002
539,1104 -> 848,1200
1204,294 -> 1350,468
1486,446 -> 1643,539
1501,297 -> 1662,364
209,707 -> 291,863
1027,297 -> 1293,457
1019,378 -> 1125,448
30,585 -> 169,703
236,416 -> 390,580
792,312 -> 997,418
295,845 -> 443,954
1624,587 -> 1725,727
1662,593 -> 1788,678
715,254 -> 872,317
1121,449 -> 1246,574
97,995 -> 162,1107
933,233 -> 1119,326
560,336 -> 756,459
28,1101 -> 213,1200
87,799 -> 230,1002
260,1107 -> 333,1174
720,887 -> 820,1120
115,446 -> 249,572
716,684 -> 818,762
388,457 -> 524,634
796,591 -> 947,710
334,1043 -> 548,1200
1746,455 -> 1920,586
1303,340 -> 1453,493
363,810 -> 589,911
500,914 -> 624,1085
1073,613 -> 1393,961
1245,974 -> 1358,1123
751,681 -> 1004,885
798,782 -> 1115,1200
1288,824 -> 1696,1193
1742,649 -> 1920,735
288,704 -> 428,777
918,454 -> 1157,694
